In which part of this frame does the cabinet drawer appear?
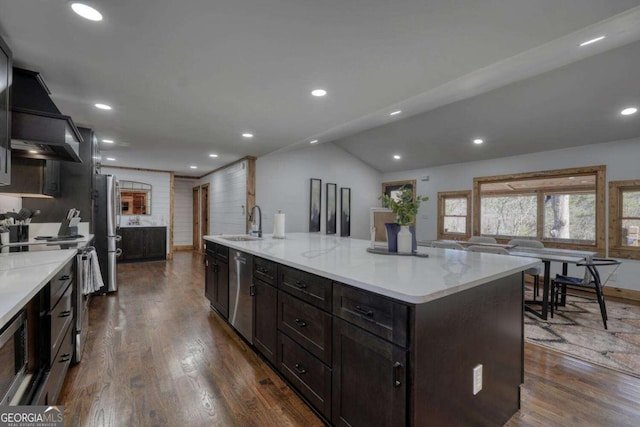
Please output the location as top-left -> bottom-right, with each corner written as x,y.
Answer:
34,323 -> 73,405
333,283 -> 409,347
278,291 -> 332,365
50,261 -> 73,310
254,257 -> 276,285
50,284 -> 73,366
278,332 -> 331,420
215,244 -> 228,261
205,241 -> 215,255
279,265 -> 332,311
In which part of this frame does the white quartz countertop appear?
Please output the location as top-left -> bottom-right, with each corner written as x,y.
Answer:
0,235 -> 94,327
204,233 -> 540,304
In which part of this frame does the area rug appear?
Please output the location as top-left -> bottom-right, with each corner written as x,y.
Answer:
524,292 -> 640,378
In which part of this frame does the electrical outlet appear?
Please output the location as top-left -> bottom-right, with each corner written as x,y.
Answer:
473,364 -> 483,395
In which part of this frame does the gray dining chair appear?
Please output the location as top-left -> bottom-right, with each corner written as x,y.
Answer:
431,241 -> 465,250
465,245 -> 510,255
468,236 -> 498,244
508,239 -> 544,298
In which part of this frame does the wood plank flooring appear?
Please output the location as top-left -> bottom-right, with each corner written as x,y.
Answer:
59,252 -> 640,426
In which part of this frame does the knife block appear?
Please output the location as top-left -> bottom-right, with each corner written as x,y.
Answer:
8,225 -> 29,242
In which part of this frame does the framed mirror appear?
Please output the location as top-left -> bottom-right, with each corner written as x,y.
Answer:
119,181 -> 152,215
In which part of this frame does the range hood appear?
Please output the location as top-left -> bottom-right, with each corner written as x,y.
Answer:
11,68 -> 83,163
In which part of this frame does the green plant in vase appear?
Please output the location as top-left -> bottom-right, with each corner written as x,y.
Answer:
379,186 -> 428,252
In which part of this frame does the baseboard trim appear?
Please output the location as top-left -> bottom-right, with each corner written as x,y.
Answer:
173,245 -> 194,252
604,286 -> 640,302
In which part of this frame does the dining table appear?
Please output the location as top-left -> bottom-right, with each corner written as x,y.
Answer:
507,247 -> 598,320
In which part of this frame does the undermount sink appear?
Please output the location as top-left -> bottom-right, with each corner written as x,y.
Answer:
220,235 -> 263,241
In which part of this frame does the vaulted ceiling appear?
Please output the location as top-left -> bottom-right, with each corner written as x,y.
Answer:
1,1 -> 639,175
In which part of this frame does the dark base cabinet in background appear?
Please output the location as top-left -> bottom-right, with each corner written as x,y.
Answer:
119,227 -> 167,262
204,242 -> 229,318
204,241 -> 524,427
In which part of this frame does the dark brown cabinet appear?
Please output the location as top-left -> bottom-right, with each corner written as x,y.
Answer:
332,318 -> 407,427
0,157 -> 60,197
204,242 -> 229,318
119,227 -> 166,262
253,277 -> 277,364
0,34 -> 11,186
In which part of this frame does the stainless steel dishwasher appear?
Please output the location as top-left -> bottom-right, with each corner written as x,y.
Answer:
228,250 -> 254,343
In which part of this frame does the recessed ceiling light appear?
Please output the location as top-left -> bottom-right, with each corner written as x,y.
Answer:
309,140 -> 318,144
209,154 -> 218,158
621,107 -> 638,116
70,3 -> 103,21
473,139 -> 484,144
568,177 -> 575,180
393,154 -> 401,160
580,180 -> 589,184
106,157 -> 116,161
579,36 -> 606,47
242,133 -> 254,138
102,139 -> 114,144
311,89 -> 327,97
94,103 -> 112,110
190,165 -> 198,169
28,150 -> 38,154
390,110 -> 402,116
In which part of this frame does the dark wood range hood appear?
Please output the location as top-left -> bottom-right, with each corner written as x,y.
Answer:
10,67 -> 83,163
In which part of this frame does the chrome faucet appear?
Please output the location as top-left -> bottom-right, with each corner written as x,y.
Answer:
248,205 -> 262,238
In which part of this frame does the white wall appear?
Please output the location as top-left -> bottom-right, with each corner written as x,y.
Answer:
382,137 -> 640,291
0,194 -> 22,213
256,143 -> 382,240
102,167 -> 171,255
173,178 -> 197,246
199,160 -> 247,235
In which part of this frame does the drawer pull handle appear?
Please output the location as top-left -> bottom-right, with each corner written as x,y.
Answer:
293,281 -> 307,289
59,310 -> 72,318
60,353 -> 71,363
393,362 -> 402,388
59,275 -> 70,281
294,363 -> 307,375
249,285 -> 256,297
354,305 -> 374,318
257,267 -> 268,274
294,318 -> 307,327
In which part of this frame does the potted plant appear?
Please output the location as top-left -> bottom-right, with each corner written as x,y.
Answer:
379,186 -> 428,253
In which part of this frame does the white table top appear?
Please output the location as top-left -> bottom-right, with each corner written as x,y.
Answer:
204,233 -> 539,304
0,235 -> 94,327
508,246 -> 597,258
509,251 -> 585,264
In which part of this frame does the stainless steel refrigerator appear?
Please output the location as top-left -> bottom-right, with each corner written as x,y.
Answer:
93,174 -> 120,293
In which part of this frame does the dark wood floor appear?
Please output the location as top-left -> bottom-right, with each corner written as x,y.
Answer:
60,252 -> 640,426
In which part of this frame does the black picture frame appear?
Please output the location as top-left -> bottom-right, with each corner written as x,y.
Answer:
326,183 -> 337,234
341,187 -> 351,237
309,178 -> 321,232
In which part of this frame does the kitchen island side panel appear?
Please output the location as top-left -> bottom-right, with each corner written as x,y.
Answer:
411,272 -> 524,427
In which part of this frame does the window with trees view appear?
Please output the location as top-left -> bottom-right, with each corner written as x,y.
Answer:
473,166 -> 605,250
609,180 -> 640,260
437,190 -> 471,240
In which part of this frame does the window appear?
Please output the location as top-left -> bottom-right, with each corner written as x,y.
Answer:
437,190 -> 471,240
481,194 -> 537,237
543,192 -> 595,243
609,180 -> 640,260
473,166 -> 605,251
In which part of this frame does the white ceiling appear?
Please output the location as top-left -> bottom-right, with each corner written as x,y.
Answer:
1,0 -> 639,176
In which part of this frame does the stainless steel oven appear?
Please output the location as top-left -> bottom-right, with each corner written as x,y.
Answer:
0,311 -> 28,405
74,248 -> 93,364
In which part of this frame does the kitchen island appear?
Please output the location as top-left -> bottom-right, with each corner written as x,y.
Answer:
203,233 -> 539,427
